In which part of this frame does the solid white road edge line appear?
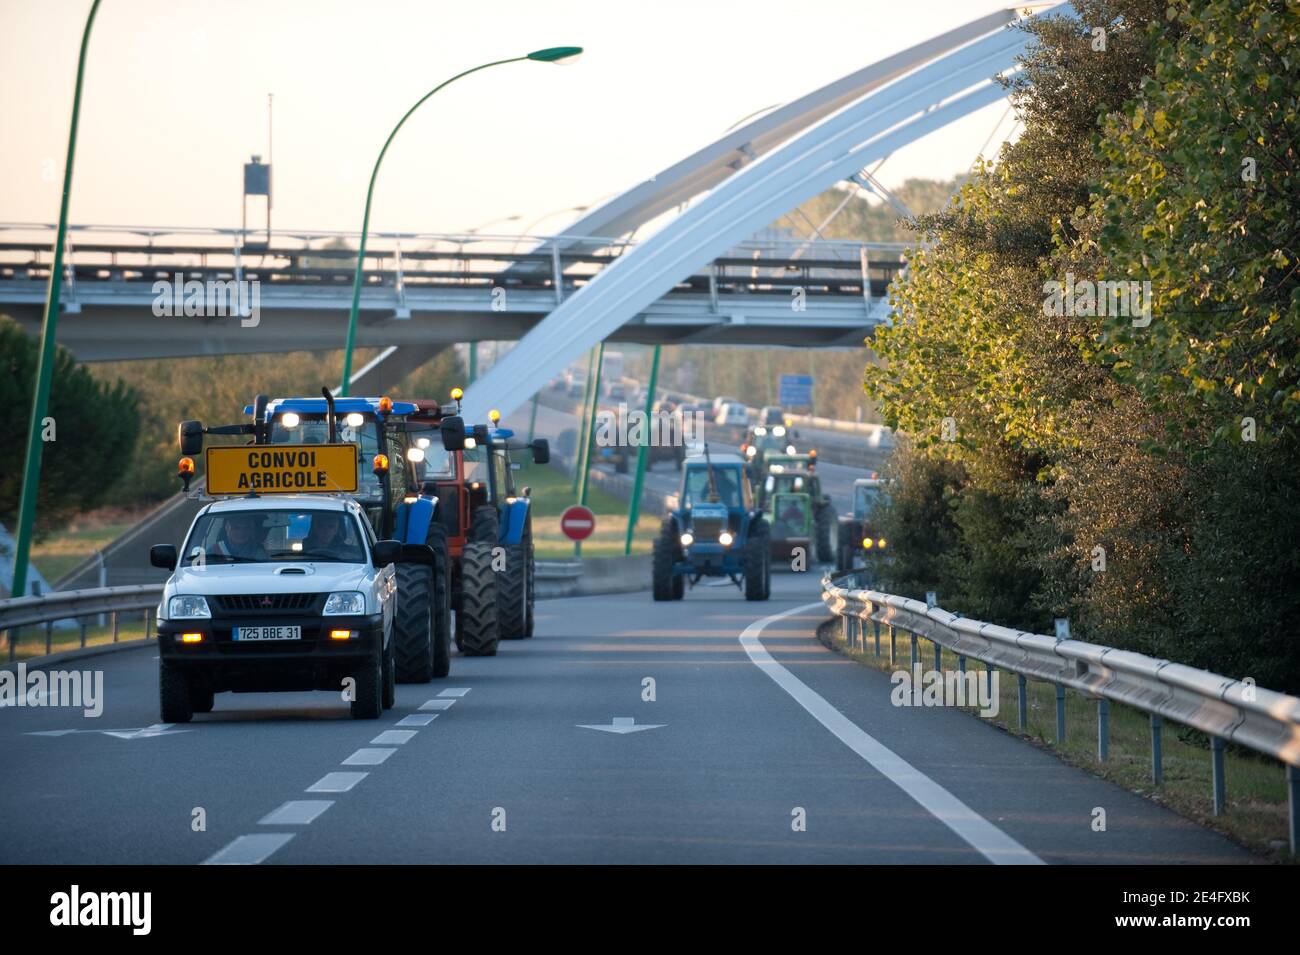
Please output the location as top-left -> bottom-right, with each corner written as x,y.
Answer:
740,601 -> 1044,865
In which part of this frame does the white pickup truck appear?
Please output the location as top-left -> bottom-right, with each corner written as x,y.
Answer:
151,495 -> 398,721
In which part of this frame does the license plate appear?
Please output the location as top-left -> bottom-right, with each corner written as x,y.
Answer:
233,626 -> 301,641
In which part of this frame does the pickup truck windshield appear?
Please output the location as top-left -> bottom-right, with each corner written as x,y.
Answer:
184,509 -> 367,565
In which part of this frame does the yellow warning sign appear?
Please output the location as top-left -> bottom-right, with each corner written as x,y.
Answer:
206,444 -> 359,495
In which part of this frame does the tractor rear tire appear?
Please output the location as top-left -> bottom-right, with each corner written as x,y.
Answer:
653,520 -> 679,601
815,501 -> 835,564
393,562 -> 435,683
744,523 -> 771,601
458,539 -> 499,656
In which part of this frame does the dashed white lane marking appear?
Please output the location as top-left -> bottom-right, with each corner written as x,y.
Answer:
740,602 -> 1044,866
396,713 -> 438,726
420,699 -> 455,711
342,747 -> 396,766
306,771 -> 368,793
259,800 -> 333,825
438,687 -> 471,697
371,729 -> 417,745
202,833 -> 295,865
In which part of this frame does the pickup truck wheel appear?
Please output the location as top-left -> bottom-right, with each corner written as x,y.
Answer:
350,649 -> 383,719
191,682 -> 215,714
458,540 -> 499,656
393,562 -> 435,683
160,661 -> 193,723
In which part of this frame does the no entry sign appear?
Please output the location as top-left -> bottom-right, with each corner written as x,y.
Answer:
560,505 -> 596,541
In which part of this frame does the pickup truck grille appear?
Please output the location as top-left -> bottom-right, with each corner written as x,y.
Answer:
212,594 -> 317,613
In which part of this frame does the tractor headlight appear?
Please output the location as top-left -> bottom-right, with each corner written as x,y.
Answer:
754,427 -> 767,436
745,446 -> 757,458
786,445 -> 796,454
168,595 -> 211,619
345,412 -> 365,428
406,446 -> 425,463
773,426 -> 786,437
719,531 -> 734,547
680,532 -> 694,547
280,412 -> 300,428
323,591 -> 366,616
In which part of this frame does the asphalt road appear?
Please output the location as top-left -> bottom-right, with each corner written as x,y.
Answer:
0,572 -> 1250,864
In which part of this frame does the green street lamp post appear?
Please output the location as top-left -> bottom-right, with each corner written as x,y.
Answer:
10,0 -> 102,600
339,46 -> 582,396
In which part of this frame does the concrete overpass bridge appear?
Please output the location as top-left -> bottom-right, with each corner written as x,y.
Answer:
0,223 -> 901,379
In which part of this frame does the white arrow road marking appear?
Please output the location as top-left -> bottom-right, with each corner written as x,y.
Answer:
202,833 -> 295,865
577,717 -> 666,734
740,601 -> 1044,866
26,723 -> 190,739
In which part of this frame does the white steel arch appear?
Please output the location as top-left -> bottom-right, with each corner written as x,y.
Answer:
461,3 -> 1075,421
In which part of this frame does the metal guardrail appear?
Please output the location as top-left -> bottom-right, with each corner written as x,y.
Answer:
820,568 -> 1300,855
1,585 -> 162,662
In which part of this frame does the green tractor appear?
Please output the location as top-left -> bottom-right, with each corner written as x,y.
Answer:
836,476 -> 889,576
755,454 -> 835,563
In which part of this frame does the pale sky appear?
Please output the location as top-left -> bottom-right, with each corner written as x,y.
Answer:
1,0 -> 1023,239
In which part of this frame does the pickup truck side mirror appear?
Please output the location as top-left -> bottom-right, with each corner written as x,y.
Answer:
440,416 -> 466,451
372,539 -> 402,567
150,544 -> 178,571
531,438 -> 550,465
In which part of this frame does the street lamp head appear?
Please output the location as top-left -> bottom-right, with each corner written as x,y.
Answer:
527,46 -> 583,64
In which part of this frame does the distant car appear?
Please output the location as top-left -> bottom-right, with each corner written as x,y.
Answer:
712,396 -> 739,416
759,405 -> 785,427
607,382 -> 628,403
716,403 -> 750,427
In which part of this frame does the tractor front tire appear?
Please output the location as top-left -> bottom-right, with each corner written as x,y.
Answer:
393,562 -> 435,683
744,523 -> 771,601
815,501 -> 835,564
653,520 -> 679,601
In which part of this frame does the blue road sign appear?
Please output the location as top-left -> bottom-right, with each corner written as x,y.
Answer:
778,374 -> 814,407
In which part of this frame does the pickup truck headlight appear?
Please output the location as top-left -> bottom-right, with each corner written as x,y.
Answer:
169,595 -> 211,619
323,591 -> 366,616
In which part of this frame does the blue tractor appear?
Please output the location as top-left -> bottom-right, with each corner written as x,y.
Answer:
652,446 -> 771,601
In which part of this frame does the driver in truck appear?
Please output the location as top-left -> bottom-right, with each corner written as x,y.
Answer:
211,512 -> 268,562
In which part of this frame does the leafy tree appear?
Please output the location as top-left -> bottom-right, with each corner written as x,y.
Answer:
0,316 -> 142,535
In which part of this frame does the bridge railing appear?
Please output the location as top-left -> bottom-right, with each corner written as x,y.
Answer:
0,223 -> 907,304
820,568 -> 1300,855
